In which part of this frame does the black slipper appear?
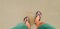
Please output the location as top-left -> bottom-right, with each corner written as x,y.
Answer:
24,16 -> 30,24
34,11 -> 42,24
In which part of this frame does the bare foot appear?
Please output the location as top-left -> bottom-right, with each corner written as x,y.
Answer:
24,16 -> 31,29
34,11 -> 44,29
35,11 -> 42,25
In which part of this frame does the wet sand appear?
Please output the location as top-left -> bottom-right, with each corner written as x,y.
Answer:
0,0 -> 60,29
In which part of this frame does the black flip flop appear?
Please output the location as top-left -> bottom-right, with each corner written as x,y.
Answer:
34,11 -> 42,24
24,16 -> 30,24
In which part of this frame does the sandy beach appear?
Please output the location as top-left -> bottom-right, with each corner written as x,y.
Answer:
0,0 -> 60,29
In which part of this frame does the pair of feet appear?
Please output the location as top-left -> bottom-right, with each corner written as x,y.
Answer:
23,11 -> 44,29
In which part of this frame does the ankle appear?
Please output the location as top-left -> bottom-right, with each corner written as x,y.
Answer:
25,21 -> 30,29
